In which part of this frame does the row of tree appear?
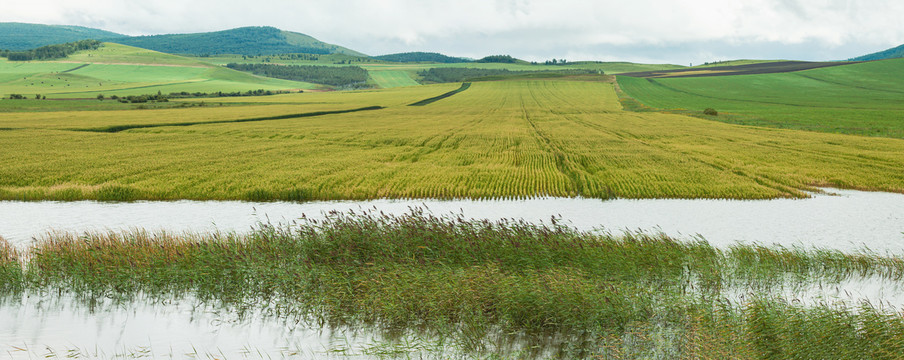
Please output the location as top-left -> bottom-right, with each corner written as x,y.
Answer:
0,40 -> 102,61
98,89 -> 295,103
539,59 -> 568,65
475,55 -> 518,63
6,94 -> 44,100
373,52 -> 471,63
226,63 -> 369,87
418,68 -> 595,83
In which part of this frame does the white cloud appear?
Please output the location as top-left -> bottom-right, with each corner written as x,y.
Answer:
2,0 -> 903,63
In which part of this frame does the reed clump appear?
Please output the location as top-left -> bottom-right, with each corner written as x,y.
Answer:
0,236 -> 24,291
13,209 -> 904,358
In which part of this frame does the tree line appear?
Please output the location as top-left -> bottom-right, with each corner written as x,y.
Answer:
373,52 -> 471,63
475,55 -> 518,63
97,89 -> 297,103
226,63 -> 369,87
418,68 -> 596,83
0,40 -> 102,61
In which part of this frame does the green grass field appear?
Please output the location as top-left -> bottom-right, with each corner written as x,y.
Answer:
368,70 -> 420,88
0,43 -> 318,98
617,58 -> 904,138
1,76 -> 902,201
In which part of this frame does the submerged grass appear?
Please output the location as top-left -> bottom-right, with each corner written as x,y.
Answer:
0,236 -> 23,292
11,210 -> 904,358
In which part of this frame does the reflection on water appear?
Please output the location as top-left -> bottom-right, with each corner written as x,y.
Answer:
2,188 -> 904,252
0,292 -> 435,359
723,275 -> 904,310
4,275 -> 904,359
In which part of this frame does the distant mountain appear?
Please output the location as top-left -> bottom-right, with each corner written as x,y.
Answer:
110,27 -> 366,56
849,44 -> 904,61
0,22 -> 125,50
372,52 -> 471,63
0,23 -> 366,57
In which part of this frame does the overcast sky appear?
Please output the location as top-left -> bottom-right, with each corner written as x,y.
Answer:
4,0 -> 903,64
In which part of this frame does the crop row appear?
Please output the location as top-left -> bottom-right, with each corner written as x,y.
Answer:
0,78 -> 902,201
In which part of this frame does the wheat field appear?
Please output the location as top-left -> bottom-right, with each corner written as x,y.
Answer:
1,76 -> 902,201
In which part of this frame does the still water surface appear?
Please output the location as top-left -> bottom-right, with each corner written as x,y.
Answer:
2,188 -> 903,251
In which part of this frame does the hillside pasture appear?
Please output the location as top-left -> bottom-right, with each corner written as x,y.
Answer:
618,60 -> 858,78
617,58 -> 904,138
0,44 -> 319,99
368,70 -> 420,88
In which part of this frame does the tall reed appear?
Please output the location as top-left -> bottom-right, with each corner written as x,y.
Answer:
16,210 -> 904,358
0,236 -> 23,291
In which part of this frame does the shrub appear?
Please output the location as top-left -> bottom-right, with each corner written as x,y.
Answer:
703,108 -> 718,116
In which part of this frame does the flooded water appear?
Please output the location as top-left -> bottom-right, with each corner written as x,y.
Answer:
4,277 -> 904,359
0,292 -> 428,359
3,188 -> 904,358
2,188 -> 903,252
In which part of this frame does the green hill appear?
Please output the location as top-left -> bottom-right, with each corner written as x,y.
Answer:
0,42 -> 320,99
617,58 -> 904,138
373,52 -> 471,63
849,44 -> 904,61
0,22 -> 125,50
475,55 -> 529,64
111,26 -> 366,56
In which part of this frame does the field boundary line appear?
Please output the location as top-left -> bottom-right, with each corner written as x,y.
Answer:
408,82 -> 471,106
61,64 -> 90,73
72,106 -> 385,133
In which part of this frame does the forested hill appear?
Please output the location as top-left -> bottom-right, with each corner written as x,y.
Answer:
110,27 -> 366,56
373,52 -> 471,63
0,22 -> 125,50
849,44 -> 904,61
0,24 -> 366,57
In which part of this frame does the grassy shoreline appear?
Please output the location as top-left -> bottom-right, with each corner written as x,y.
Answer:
5,210 -> 904,357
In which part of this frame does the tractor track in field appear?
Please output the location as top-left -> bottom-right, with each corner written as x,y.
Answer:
560,104 -> 808,198
519,91 -> 590,195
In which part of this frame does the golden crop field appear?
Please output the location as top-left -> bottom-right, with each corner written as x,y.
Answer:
1,76 -> 902,201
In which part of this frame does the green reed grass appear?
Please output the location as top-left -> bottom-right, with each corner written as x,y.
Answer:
12,210 -> 904,358
0,236 -> 24,292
